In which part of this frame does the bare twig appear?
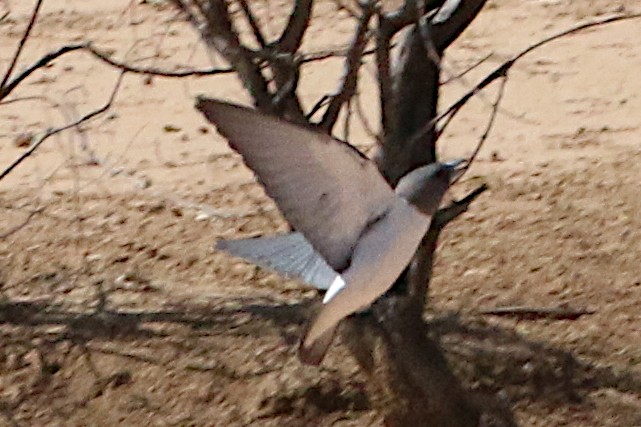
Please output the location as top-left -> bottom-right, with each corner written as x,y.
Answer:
354,89 -> 380,142
319,5 -> 374,131
406,183 -> 488,306
330,0 -> 360,19
409,12 -> 641,156
0,207 -> 44,239
174,0 -> 273,109
480,306 -> 595,321
306,94 -> 331,119
375,14 -> 394,132
342,98 -> 352,142
236,0 -> 268,48
0,0 -> 43,92
277,0 -> 314,53
0,44 -> 85,101
86,44 -> 234,77
450,75 -> 507,182
384,0 -> 419,33
0,42 -> 234,103
441,53 -> 492,85
431,183 -> 488,229
302,44 -> 385,64
168,0 -> 202,30
418,15 -> 442,70
0,72 -> 126,182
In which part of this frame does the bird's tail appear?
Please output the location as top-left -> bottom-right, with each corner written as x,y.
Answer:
216,232 -> 337,290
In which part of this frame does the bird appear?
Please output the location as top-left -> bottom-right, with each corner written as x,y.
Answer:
196,97 -> 464,365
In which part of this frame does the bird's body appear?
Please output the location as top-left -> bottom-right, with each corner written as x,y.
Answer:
196,97 -> 461,365
301,197 -> 431,362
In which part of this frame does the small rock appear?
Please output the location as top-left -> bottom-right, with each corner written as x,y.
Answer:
13,132 -> 33,148
163,124 -> 181,133
195,212 -> 211,222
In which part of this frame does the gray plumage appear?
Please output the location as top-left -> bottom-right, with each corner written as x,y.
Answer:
216,233 -> 337,290
196,97 -> 462,365
197,97 -> 394,273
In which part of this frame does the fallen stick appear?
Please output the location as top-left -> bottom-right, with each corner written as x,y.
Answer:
480,306 -> 595,321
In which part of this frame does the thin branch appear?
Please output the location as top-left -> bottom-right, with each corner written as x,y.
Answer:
271,68 -> 298,109
276,0 -> 314,53
451,75 -> 506,183
408,12 -> 641,155
86,44 -> 234,77
236,0 -> 268,48
306,94 -> 331,120
480,306 -> 595,321
171,0 -> 273,108
354,89 -> 380,143
418,15 -> 442,70
429,0 -> 488,51
0,72 -> 126,183
168,0 -> 203,30
319,6 -> 374,131
406,183 -> 488,305
0,207 -> 44,240
330,0 -> 360,19
432,183 -> 488,229
375,14 -> 394,133
301,44 -> 380,64
0,42 -> 235,102
1,43 -> 85,101
0,0 -> 43,92
441,52 -> 492,85
342,98 -> 352,142
384,0 -> 420,33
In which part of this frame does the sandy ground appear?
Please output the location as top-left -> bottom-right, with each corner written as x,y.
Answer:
1,0 -> 641,425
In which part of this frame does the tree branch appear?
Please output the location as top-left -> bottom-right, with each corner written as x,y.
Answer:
0,44 -> 85,102
0,0 -> 44,92
480,306 -> 595,321
0,42 -> 234,103
407,183 -> 488,304
176,0 -> 273,109
450,75 -> 506,183
276,0 -> 314,53
319,4 -> 374,132
86,43 -> 234,77
375,13 -> 394,133
0,207 -> 45,240
236,0 -> 268,48
409,12 -> 641,158
0,72 -> 126,182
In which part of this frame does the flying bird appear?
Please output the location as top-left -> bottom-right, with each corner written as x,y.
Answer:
196,97 -> 463,365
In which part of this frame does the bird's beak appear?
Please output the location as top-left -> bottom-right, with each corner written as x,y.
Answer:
443,158 -> 467,182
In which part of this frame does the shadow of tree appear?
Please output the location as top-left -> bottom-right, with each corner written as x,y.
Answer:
1,296 -> 640,425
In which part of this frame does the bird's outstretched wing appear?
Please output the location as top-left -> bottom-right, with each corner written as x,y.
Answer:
216,233 -> 338,290
197,97 -> 396,271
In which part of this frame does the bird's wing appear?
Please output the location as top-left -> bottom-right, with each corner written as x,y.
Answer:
197,97 -> 396,271
216,233 -> 338,290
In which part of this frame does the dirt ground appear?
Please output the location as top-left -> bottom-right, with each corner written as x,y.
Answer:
1,0 -> 641,425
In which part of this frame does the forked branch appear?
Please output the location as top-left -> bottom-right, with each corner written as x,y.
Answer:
319,3 -> 375,131
0,72 -> 126,182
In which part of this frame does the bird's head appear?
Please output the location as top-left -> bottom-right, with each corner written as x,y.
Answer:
394,159 -> 465,215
